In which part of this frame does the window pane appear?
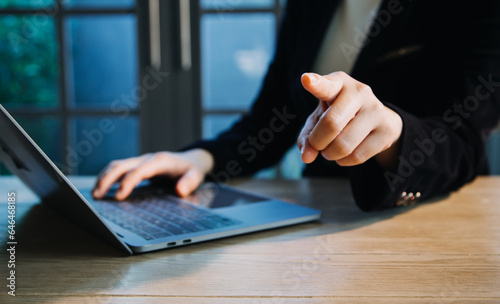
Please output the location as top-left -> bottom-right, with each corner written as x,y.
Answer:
203,113 -> 278,178
200,0 -> 273,10
202,114 -> 241,139
71,116 -> 138,175
65,15 -> 138,109
0,0 -> 54,9
1,115 -> 62,175
65,0 -> 135,9
201,13 -> 275,110
0,15 -> 59,108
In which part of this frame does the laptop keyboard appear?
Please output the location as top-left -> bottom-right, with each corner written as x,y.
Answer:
92,196 -> 240,240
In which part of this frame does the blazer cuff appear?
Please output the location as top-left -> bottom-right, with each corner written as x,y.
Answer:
349,102 -> 423,211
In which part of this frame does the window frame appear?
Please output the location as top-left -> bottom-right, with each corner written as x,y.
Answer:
1,0 -> 291,177
197,0 -> 284,121
1,0 -> 143,174
196,0 -> 289,177
141,0 -> 286,152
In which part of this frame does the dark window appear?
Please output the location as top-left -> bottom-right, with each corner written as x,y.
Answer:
198,0 -> 302,178
0,0 -> 140,175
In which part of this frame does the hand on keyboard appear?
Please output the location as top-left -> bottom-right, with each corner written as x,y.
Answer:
92,149 -> 215,201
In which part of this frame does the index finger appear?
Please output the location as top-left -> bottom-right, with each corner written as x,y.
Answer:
301,72 -> 344,104
92,157 -> 144,199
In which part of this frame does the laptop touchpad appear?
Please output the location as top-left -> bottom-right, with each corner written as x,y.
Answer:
185,183 -> 267,209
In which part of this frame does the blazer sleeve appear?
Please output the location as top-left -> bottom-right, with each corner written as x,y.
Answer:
183,0 -> 308,179
349,2 -> 500,211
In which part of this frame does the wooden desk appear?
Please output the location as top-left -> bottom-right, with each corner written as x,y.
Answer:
0,176 -> 499,303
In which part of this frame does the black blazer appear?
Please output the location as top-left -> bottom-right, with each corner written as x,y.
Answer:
187,0 -> 500,211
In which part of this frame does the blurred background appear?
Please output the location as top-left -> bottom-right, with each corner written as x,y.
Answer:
0,0 -> 499,178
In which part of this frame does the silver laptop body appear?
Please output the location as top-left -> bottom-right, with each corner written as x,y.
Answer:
0,104 -> 321,255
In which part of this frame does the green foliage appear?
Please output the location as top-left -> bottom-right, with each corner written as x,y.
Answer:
0,10 -> 60,175
0,14 -> 59,107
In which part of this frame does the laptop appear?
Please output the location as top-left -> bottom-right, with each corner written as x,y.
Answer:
0,104 -> 321,255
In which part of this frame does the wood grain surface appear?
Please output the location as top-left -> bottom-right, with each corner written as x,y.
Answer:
0,176 -> 499,303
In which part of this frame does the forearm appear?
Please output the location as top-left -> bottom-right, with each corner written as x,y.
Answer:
182,148 -> 215,176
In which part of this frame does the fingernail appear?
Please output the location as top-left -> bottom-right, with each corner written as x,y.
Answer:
300,145 -> 305,155
308,73 -> 319,84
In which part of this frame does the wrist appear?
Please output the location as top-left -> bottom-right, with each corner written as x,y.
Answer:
374,108 -> 403,171
182,148 -> 215,175
375,139 -> 400,171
